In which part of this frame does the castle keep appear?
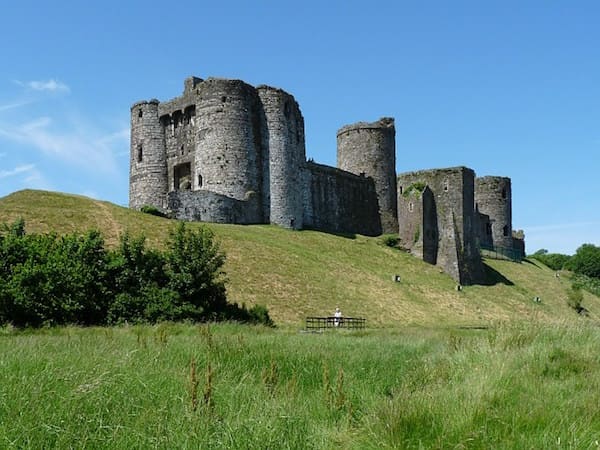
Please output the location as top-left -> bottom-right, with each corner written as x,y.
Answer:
130,76 -> 524,285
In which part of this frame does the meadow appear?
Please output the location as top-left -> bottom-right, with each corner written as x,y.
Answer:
2,321 -> 599,449
2,190 -> 600,448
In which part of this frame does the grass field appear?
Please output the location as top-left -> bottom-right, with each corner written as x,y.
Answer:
1,190 -> 598,327
1,322 -> 600,449
1,190 -> 600,448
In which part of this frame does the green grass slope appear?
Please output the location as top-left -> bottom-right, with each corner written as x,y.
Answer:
1,189 -> 598,327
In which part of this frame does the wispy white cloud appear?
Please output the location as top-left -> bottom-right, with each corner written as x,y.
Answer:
97,128 -> 129,145
0,164 -> 36,179
0,116 -> 119,174
14,79 -> 70,93
0,100 -> 34,112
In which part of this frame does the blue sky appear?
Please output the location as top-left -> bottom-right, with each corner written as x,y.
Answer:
0,1 -> 598,255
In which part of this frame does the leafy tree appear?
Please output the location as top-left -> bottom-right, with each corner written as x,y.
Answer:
0,219 -> 273,327
566,285 -> 587,315
165,222 -> 227,320
530,248 -> 571,271
565,244 -> 600,279
1,231 -> 109,327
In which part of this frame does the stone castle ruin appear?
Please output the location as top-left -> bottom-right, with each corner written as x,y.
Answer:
130,76 -> 525,285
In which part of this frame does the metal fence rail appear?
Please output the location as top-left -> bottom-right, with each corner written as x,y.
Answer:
305,316 -> 366,331
479,244 -> 524,262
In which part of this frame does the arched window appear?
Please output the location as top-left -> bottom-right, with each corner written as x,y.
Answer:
198,174 -> 203,187
137,144 -> 143,162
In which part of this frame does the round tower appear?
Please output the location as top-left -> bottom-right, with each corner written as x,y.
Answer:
194,79 -> 263,213
336,118 -> 397,234
474,176 -> 512,249
257,85 -> 306,229
129,99 -> 168,210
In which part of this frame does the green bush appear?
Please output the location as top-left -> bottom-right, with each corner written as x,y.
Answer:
402,181 -> 427,198
530,249 -> 571,271
572,273 -> 600,297
0,219 -> 274,327
565,244 -> 600,279
140,205 -> 167,218
248,304 -> 274,326
566,286 -> 584,313
165,222 -> 228,317
380,234 -> 399,248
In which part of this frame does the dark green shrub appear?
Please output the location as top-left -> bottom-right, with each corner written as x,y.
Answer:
0,219 -> 254,327
248,304 -> 274,327
0,230 -> 109,327
380,234 -> 399,248
572,274 -> 600,297
530,249 -> 571,271
566,286 -> 584,314
140,205 -> 167,218
402,182 -> 427,198
165,222 -> 227,318
564,244 -> 600,279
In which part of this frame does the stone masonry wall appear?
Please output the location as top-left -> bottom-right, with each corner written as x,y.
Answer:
397,185 -> 438,265
167,190 -> 260,224
475,176 -> 513,249
129,100 -> 168,210
397,167 -> 484,285
257,86 -> 306,229
194,78 -> 264,211
337,118 -> 398,233
305,162 -> 381,236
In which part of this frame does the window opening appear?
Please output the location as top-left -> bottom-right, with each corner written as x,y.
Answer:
137,144 -> 143,162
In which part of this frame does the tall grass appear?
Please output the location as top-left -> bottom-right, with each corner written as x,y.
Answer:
1,322 -> 599,449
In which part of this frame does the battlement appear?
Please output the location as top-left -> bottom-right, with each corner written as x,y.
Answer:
336,117 -> 395,136
131,99 -> 160,110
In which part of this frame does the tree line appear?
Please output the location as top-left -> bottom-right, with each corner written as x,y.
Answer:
0,219 -> 272,327
531,245 -> 600,278
531,244 -> 600,298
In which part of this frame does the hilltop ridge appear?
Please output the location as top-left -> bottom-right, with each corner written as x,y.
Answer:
1,189 -> 597,326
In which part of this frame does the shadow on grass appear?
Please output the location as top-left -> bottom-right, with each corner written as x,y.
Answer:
522,258 -> 540,268
480,263 -> 514,286
300,227 -> 357,239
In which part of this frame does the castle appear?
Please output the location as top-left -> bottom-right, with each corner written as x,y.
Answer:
130,76 -> 525,285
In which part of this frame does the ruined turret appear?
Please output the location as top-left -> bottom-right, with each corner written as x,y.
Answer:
475,176 -> 512,249
129,99 -> 167,211
336,118 -> 398,233
257,85 -> 306,229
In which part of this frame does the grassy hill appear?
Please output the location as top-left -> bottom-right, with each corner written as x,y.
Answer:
1,189 -> 597,327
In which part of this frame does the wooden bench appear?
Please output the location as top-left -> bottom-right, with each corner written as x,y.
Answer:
305,316 -> 366,331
